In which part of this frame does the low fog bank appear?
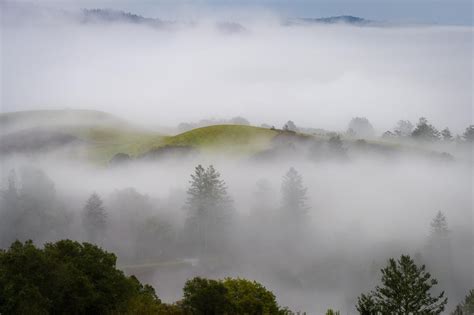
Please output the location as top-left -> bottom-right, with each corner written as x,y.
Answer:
1,153 -> 472,313
1,5 -> 472,133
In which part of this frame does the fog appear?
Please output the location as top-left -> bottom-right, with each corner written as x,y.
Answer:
1,4 -> 472,133
1,3 -> 473,314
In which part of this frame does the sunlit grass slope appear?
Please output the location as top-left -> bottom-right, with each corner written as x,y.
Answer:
161,125 -> 279,155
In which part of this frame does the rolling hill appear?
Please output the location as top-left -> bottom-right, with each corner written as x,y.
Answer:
0,109 -> 452,164
0,110 -> 284,163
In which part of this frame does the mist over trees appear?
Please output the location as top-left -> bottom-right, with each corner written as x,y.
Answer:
83,193 -> 107,244
184,165 -> 233,255
0,156 -> 472,313
1,3 -> 473,313
347,117 -> 375,139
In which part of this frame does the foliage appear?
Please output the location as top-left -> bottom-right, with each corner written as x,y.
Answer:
394,120 -> 414,137
283,120 -> 298,132
181,277 -> 286,315
412,117 -> 440,141
356,255 -> 447,314
325,309 -> 340,315
327,134 -> 347,158
431,211 -> 449,236
347,117 -> 375,138
462,125 -> 474,142
223,278 -> 280,314
441,128 -> 453,141
83,193 -> 107,243
182,277 -> 230,314
0,240 -> 161,314
185,165 -> 233,253
281,167 -> 309,219
451,289 -> 474,315
0,167 -> 69,247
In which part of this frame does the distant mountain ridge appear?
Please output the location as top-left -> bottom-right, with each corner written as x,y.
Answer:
81,9 -> 165,28
79,9 -> 374,30
287,15 -> 374,26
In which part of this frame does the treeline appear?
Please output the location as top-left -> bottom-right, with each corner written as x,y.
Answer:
0,239 -> 287,314
1,239 -> 472,314
277,116 -> 474,143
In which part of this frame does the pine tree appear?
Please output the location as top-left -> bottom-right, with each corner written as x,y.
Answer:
441,128 -> 453,141
185,165 -> 232,253
462,125 -> 474,142
0,170 -> 20,247
451,289 -> 474,315
281,167 -> 309,220
431,211 -> 449,236
83,193 -> 107,243
394,120 -> 414,137
412,117 -> 440,141
356,255 -> 447,314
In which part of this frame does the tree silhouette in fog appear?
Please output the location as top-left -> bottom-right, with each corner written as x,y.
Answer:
462,125 -> 474,142
83,193 -> 107,243
185,165 -> 233,253
281,167 -> 309,221
431,211 -> 449,236
412,117 -> 440,141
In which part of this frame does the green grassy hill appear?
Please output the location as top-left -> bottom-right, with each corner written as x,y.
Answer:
0,110 -> 451,164
0,110 -> 283,163
162,125 -> 279,154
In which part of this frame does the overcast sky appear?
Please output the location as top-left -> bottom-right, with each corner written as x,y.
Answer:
4,0 -> 473,25
1,1 -> 473,133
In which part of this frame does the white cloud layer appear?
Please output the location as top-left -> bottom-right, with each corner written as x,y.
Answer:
1,6 -> 472,133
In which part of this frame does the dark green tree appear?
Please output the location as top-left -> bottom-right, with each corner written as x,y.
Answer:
356,255 -> 447,314
357,293 -> 379,315
451,289 -> 474,315
412,117 -> 440,141
0,240 -> 161,314
181,277 -> 287,315
223,278 -> 281,314
182,277 -> 230,315
462,125 -> 474,143
83,193 -> 107,243
281,167 -> 309,220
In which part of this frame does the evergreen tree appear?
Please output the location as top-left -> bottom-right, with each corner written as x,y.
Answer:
356,255 -> 447,314
451,289 -> 474,315
412,117 -> 440,141
441,128 -> 453,141
431,211 -> 449,236
394,120 -> 414,137
0,170 -> 21,247
83,193 -> 107,243
185,165 -> 232,253
348,117 -> 375,138
281,167 -> 309,220
327,134 -> 347,159
462,125 -> 474,143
